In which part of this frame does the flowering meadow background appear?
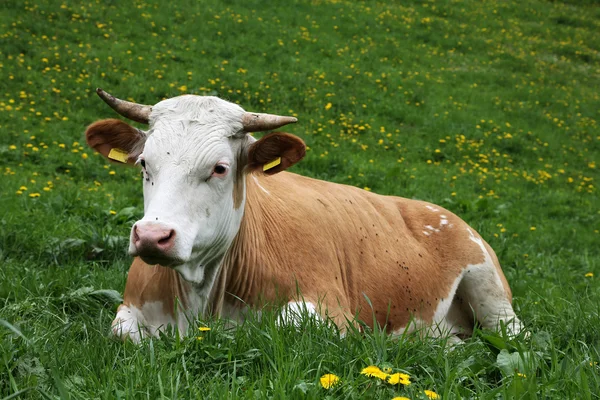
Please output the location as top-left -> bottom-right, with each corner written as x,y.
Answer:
1,0 -> 599,398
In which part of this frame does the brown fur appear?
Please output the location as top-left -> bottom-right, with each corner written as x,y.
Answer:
122,258 -> 193,316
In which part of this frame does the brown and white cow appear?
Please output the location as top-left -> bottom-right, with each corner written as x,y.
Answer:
85,89 -> 523,344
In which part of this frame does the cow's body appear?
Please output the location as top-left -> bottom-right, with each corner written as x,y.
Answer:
112,170 -> 520,342
85,90 -> 522,344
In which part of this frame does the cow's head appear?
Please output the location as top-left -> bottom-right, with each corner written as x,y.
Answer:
85,89 -> 304,284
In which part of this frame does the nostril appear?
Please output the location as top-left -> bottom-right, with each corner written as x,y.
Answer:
158,230 -> 175,246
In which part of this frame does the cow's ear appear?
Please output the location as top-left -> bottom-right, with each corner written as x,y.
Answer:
85,119 -> 146,165
246,132 -> 306,175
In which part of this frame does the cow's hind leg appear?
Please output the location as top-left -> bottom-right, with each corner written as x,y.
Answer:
456,231 -> 524,337
456,262 -> 523,337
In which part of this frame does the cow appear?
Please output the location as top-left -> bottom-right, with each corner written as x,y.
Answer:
85,88 -> 523,344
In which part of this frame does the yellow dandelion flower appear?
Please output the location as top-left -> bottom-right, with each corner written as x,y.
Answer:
364,187 -> 371,191
16,190 -> 23,195
424,390 -> 440,399
325,102 -> 332,110
391,397 -> 411,400
388,373 -> 411,386
198,327 -> 211,332
319,373 -> 340,389
9,145 -> 17,150
361,365 -> 388,380
517,372 -> 526,378
29,193 -> 41,198
19,186 -> 27,191
530,227 -> 536,231
109,171 -> 116,175
196,336 -> 203,341
585,272 -> 593,278
109,210 -> 117,215
82,153 -> 88,159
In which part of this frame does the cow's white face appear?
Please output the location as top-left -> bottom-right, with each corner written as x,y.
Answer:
130,96 -> 252,282
86,94 -> 305,286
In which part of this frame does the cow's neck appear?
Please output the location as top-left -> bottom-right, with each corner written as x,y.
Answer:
180,172 -> 281,318
216,172 -> 282,314
175,249 -> 228,315
174,193 -> 248,316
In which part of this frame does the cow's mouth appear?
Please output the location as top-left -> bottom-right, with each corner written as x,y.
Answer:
138,254 -> 186,268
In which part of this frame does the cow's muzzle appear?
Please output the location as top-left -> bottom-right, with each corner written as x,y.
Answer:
129,222 -> 183,266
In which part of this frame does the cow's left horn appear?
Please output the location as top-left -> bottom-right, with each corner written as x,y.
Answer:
242,112 -> 297,132
96,88 -> 152,124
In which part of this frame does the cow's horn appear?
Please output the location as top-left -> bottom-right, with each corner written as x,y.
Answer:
242,112 -> 298,132
96,88 -> 152,124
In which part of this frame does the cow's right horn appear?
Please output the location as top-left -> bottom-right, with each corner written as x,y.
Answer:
96,88 -> 152,124
242,112 -> 298,132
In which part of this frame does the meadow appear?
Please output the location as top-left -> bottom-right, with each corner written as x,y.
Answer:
1,0 -> 599,398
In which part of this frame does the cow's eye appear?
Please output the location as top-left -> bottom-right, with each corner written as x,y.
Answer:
210,163 -> 229,179
213,164 -> 228,175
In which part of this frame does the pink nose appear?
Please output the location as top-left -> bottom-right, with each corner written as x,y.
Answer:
132,224 -> 176,256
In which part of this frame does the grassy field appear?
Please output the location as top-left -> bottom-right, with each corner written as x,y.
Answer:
1,0 -> 599,398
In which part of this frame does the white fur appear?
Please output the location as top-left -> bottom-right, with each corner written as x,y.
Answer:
276,301 -> 320,327
425,225 -> 440,233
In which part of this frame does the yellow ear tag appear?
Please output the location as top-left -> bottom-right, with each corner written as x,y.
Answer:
108,148 -> 129,163
263,157 -> 281,171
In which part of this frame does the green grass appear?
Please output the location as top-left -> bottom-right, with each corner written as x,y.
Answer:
1,0 -> 599,398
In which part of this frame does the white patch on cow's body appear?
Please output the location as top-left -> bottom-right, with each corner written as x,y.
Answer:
252,175 -> 270,195
276,301 -> 321,327
425,225 -> 441,233
440,218 -> 449,226
426,205 -> 440,212
432,273 -> 464,325
422,231 -> 431,236
392,318 -> 428,337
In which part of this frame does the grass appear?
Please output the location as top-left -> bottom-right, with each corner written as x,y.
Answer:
1,0 -> 599,398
